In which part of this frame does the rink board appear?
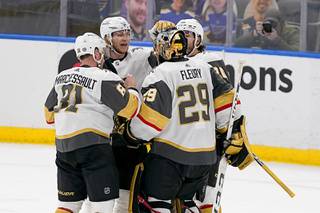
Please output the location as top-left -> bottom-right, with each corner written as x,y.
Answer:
0,34 -> 320,166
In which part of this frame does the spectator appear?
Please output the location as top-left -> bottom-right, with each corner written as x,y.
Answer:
199,0 -> 237,45
243,0 -> 278,19
239,0 -> 275,37
98,0 -> 121,18
159,0 -> 194,24
234,9 -> 300,51
124,0 -> 148,41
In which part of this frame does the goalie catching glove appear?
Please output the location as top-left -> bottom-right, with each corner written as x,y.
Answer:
217,116 -> 254,170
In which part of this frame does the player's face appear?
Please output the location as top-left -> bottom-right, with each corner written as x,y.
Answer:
112,30 -> 130,54
127,0 -> 147,26
184,30 -> 195,55
253,0 -> 272,14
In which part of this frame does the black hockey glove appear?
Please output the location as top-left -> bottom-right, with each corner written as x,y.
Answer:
122,121 -> 148,148
111,116 -> 128,147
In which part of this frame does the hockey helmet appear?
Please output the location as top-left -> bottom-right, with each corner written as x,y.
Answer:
177,19 -> 204,42
74,32 -> 106,62
154,29 -> 187,61
176,19 -> 204,55
100,16 -> 131,40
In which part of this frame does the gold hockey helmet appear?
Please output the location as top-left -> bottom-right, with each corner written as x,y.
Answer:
154,29 -> 187,61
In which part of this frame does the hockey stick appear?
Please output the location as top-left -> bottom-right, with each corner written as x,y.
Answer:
243,141 -> 296,198
212,61 -> 245,213
212,61 -> 295,206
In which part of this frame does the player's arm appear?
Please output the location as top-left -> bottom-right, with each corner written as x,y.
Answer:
211,68 -> 253,169
208,59 -> 230,82
127,79 -> 173,142
44,87 -> 58,124
210,67 -> 239,130
100,80 -> 140,120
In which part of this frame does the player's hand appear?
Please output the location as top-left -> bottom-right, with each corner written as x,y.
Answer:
149,20 -> 176,41
254,21 -> 264,36
124,74 -> 136,88
223,133 -> 244,155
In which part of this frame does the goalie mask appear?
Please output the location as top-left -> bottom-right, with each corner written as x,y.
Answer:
154,29 -> 188,61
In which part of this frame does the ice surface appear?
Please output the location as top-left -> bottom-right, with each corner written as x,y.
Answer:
0,143 -> 319,213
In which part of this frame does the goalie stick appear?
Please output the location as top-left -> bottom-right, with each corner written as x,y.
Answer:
243,142 -> 296,198
213,62 -> 295,213
212,61 -> 245,213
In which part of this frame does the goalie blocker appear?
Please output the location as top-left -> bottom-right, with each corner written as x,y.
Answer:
221,115 -> 254,170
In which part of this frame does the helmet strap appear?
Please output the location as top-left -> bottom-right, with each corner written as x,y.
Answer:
93,52 -> 104,68
188,35 -> 201,57
104,36 -> 123,59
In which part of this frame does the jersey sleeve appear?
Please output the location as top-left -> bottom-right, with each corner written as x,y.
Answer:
210,67 -> 241,132
129,78 -> 173,141
44,87 -> 58,124
100,80 -> 140,119
208,59 -> 231,82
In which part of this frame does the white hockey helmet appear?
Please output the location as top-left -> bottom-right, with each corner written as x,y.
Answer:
176,18 -> 204,42
74,32 -> 106,62
177,19 -> 204,56
100,16 -> 131,40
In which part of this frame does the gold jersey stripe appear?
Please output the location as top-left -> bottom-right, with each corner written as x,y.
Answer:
138,103 -> 169,131
44,107 -> 54,124
56,128 -> 109,139
118,93 -> 139,119
214,89 -> 235,110
128,163 -> 144,213
154,138 -> 215,152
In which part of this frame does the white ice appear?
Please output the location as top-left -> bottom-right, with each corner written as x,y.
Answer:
0,143 -> 319,213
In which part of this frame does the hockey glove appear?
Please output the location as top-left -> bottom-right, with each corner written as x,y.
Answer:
227,144 -> 253,170
149,20 -> 176,41
111,116 -> 128,147
219,116 -> 254,170
218,116 -> 245,155
123,121 -> 148,148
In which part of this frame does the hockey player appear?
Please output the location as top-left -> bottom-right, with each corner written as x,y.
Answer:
99,17 -> 177,213
100,16 -> 154,90
124,28 -> 252,213
176,18 -> 229,81
44,32 -> 140,213
100,16 -> 152,213
177,18 -> 253,213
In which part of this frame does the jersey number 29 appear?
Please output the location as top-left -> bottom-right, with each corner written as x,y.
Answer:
177,84 -> 210,124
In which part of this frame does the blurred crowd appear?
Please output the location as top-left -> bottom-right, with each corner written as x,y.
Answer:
1,0 -> 320,52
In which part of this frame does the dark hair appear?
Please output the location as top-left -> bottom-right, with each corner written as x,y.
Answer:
197,44 -> 206,52
79,54 -> 91,60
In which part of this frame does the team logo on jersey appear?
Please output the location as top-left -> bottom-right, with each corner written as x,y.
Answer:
104,187 -> 111,195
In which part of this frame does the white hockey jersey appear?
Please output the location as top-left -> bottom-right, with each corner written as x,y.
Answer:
104,47 -> 154,91
44,66 -> 140,152
130,58 -> 241,165
191,51 -> 230,81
